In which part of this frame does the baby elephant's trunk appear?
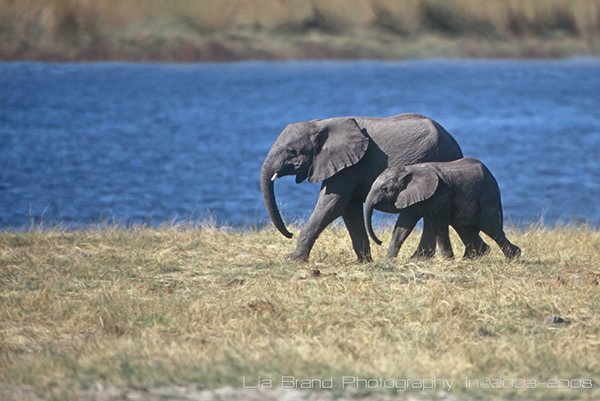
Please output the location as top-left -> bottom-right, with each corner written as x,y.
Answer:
364,197 -> 383,245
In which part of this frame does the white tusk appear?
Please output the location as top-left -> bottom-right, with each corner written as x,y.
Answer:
271,173 -> 278,181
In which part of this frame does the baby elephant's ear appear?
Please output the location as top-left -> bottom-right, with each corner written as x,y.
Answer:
394,167 -> 439,209
309,118 -> 369,183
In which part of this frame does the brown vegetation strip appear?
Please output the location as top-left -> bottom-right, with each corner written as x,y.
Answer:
1,0 -> 600,60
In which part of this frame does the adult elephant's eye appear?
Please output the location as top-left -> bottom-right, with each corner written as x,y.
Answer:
287,148 -> 297,156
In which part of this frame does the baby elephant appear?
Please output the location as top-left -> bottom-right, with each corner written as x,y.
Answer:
364,158 -> 521,260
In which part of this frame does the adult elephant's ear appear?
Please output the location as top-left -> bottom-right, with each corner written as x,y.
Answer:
308,118 -> 369,183
395,168 -> 439,209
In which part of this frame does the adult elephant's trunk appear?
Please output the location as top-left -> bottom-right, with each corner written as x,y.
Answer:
364,196 -> 382,245
260,157 -> 293,238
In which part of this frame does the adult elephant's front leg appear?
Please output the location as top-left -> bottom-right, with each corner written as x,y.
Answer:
342,200 -> 371,262
290,186 -> 350,262
411,217 -> 437,258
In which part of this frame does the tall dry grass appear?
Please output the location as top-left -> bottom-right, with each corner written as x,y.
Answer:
1,0 -> 600,59
0,225 -> 598,400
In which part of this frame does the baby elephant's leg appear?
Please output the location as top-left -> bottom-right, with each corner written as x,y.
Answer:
480,218 -> 521,260
494,232 -> 521,259
387,213 -> 420,259
431,221 -> 454,259
410,218 -> 436,258
454,225 -> 490,259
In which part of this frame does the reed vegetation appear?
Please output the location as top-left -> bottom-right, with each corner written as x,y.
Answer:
1,0 -> 600,60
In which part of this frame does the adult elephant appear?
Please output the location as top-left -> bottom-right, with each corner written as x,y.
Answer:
260,113 -> 486,262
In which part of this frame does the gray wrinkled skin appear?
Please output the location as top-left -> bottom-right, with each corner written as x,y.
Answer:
365,157 -> 521,260
260,113 -> 485,262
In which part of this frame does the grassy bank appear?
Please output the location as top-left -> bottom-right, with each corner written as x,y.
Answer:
2,0 -> 600,60
0,225 -> 598,400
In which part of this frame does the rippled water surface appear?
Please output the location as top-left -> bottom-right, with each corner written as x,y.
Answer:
1,60 -> 599,228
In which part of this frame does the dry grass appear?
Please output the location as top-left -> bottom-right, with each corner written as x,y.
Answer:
0,224 -> 599,400
1,0 -> 600,60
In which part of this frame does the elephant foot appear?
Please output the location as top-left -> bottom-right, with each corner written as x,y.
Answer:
504,245 -> 522,260
385,252 -> 398,260
410,247 -> 436,259
463,242 -> 491,259
463,251 -> 480,260
439,251 -> 454,259
479,242 -> 491,256
357,254 -> 373,263
287,250 -> 309,262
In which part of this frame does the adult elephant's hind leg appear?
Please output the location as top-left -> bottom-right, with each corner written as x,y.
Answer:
411,217 -> 436,259
342,199 -> 371,262
454,225 -> 490,259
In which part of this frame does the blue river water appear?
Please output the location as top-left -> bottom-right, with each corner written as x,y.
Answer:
1,60 -> 599,229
